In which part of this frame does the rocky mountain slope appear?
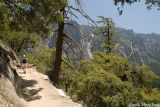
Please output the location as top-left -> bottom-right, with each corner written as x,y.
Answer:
115,28 -> 160,75
48,21 -> 160,75
80,24 -> 160,75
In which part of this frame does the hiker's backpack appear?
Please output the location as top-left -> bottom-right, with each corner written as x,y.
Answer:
22,58 -> 27,63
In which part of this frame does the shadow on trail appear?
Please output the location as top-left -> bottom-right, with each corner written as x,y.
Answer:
20,77 -> 43,101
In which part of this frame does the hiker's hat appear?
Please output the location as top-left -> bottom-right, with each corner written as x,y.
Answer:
23,55 -> 26,58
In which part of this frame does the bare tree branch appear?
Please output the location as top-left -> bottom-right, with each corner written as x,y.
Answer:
119,48 -> 127,57
67,6 -> 97,26
63,47 -> 70,61
63,38 -> 77,55
118,42 -> 136,59
64,33 -> 81,51
64,22 -> 79,30
62,59 -> 74,70
128,42 -> 134,58
4,0 -> 26,11
65,10 -> 79,19
75,0 -> 84,11
65,21 -> 92,44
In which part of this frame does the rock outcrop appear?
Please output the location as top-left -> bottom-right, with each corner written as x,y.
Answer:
0,40 -> 26,107
0,40 -> 82,107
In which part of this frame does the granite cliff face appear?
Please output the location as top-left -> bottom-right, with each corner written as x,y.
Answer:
115,28 -> 160,75
56,22 -> 160,75
48,21 -> 93,60
48,21 -> 160,75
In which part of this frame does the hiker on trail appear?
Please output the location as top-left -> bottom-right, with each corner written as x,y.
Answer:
21,55 -> 27,74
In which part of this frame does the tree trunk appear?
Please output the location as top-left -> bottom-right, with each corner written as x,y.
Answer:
50,8 -> 65,85
107,25 -> 111,52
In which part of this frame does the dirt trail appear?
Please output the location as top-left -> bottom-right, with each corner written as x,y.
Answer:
17,67 -> 82,107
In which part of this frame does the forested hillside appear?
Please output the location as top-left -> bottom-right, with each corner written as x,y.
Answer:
0,0 -> 160,107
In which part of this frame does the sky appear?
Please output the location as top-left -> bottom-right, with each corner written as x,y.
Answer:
69,0 -> 160,34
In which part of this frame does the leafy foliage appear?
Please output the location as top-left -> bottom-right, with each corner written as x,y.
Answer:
0,0 -> 160,106
0,6 -> 9,31
142,88 -> 160,103
27,48 -> 56,74
97,16 -> 117,53
71,70 -> 142,107
138,65 -> 160,88
113,0 -> 160,14
0,0 -> 67,37
0,31 -> 38,53
61,52 -> 159,107
0,0 -> 67,54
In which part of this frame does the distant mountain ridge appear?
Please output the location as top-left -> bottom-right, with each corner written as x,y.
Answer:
48,21 -> 160,75
80,23 -> 160,75
115,27 -> 160,75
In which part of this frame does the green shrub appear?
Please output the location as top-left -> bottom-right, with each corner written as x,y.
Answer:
65,52 -> 158,107
69,62 -> 142,107
142,88 -> 160,103
27,48 -> 55,74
